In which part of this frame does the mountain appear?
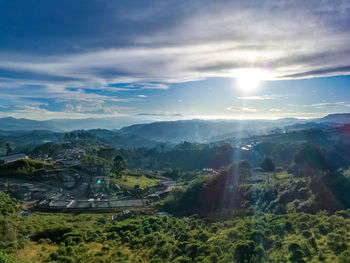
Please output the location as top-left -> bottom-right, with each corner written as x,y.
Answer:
0,115 -> 185,131
0,116 -> 153,131
0,117 -> 57,131
319,113 -> 350,124
119,118 -> 304,143
88,129 -> 159,148
1,114 -> 350,143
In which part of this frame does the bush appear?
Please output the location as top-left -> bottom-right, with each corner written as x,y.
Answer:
289,249 -> 306,263
0,251 -> 18,263
173,256 -> 192,263
302,230 -> 312,239
234,240 -> 255,263
339,249 -> 350,263
327,233 -> 347,254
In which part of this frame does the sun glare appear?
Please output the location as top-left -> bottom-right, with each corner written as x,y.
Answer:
235,68 -> 266,92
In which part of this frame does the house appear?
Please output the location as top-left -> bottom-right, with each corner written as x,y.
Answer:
89,175 -> 110,192
11,183 -> 34,201
14,189 -> 32,201
0,154 -> 28,164
60,170 -> 80,189
80,164 -> 109,176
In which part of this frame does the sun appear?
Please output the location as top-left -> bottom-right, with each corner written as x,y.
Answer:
235,68 -> 266,92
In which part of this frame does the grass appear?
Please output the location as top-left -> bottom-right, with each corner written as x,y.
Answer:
275,171 -> 293,179
112,171 -> 159,190
16,242 -> 57,262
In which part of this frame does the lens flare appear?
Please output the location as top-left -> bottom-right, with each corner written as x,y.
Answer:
235,68 -> 267,92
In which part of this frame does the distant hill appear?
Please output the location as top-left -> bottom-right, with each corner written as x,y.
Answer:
119,118 -> 304,143
319,113 -> 350,124
0,116 -> 184,131
0,117 -> 56,131
0,117 -> 149,131
88,129 -> 159,148
1,113 -> 350,143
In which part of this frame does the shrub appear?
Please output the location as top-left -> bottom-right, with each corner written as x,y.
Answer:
285,220 -> 294,232
173,256 -> 192,263
0,251 -> 18,263
302,230 -> 312,239
327,233 -> 347,254
339,249 -> 350,263
234,240 -> 255,263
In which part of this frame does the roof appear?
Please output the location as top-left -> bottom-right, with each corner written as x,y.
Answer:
0,154 -> 28,163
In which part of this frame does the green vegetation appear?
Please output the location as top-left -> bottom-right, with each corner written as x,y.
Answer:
3,125 -> 350,262
113,155 -> 126,176
6,143 -> 12,156
162,161 -> 350,216
111,170 -> 159,191
0,159 -> 55,179
2,188 -> 350,263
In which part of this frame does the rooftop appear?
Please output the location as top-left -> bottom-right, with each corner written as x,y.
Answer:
0,154 -> 28,163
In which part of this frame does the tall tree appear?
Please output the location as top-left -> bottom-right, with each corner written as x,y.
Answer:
5,143 -> 12,156
113,155 -> 126,176
290,144 -> 328,177
97,147 -> 116,161
261,157 -> 275,186
238,160 -> 251,187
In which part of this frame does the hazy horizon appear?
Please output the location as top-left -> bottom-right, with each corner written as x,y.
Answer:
0,112 -> 339,122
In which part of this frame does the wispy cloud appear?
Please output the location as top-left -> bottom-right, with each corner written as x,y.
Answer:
1,0 -> 350,118
269,108 -> 282,112
289,101 -> 350,108
0,105 -> 123,120
310,101 -> 350,108
136,113 -> 184,117
237,95 -> 282,100
226,106 -> 258,112
1,0 -> 350,88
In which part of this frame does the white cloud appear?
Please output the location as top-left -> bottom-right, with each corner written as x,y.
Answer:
1,0 -> 350,89
0,105 -> 125,120
226,106 -> 258,112
309,101 -> 350,108
237,95 -> 281,100
269,108 -> 282,112
1,0 -> 350,120
290,101 -> 350,108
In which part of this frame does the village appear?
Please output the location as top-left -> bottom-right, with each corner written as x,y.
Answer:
0,151 -> 181,214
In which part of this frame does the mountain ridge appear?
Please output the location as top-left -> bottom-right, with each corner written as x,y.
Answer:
0,113 -> 349,136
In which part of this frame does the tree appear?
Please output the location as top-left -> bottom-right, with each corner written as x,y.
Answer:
234,240 -> 255,263
5,143 -> 12,156
97,147 -> 116,161
289,144 -> 328,177
238,160 -> 251,187
261,157 -> 275,186
113,155 -> 126,176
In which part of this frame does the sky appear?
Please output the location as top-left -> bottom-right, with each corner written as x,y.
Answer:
1,0 -> 350,120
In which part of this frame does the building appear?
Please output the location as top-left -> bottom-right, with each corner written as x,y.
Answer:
60,170 -> 80,189
10,183 -> 47,201
80,164 -> 109,176
89,175 -> 110,193
0,154 -> 28,164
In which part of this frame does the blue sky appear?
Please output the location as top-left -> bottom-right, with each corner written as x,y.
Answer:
1,0 -> 350,120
